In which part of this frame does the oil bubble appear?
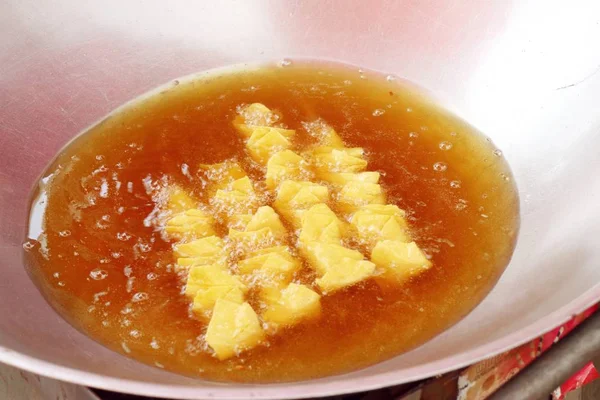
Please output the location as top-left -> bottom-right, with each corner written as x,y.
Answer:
90,269 -> 108,280
372,109 -> 385,117
439,141 -> 453,151
433,162 -> 448,172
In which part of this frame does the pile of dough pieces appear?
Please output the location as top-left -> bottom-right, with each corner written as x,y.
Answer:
160,104 -> 431,360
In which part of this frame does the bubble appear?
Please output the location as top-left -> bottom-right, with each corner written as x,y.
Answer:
95,155 -> 104,161
147,272 -> 158,281
117,232 -> 131,241
58,281 -> 66,287
439,141 -> 453,151
121,342 -> 131,354
450,180 -> 461,188
455,203 -> 468,211
433,162 -> 448,172
150,338 -> 160,349
386,75 -> 396,82
90,269 -> 108,280
500,173 -> 511,181
53,272 -> 60,278
409,131 -> 419,138
132,292 -> 149,302
494,149 -> 503,157
482,193 -> 489,199
22,241 -> 35,250
450,131 -> 457,137
406,107 -> 413,113
279,59 -> 292,67
343,80 -> 352,86
130,330 -> 142,338
372,109 -> 385,117
155,362 -> 165,369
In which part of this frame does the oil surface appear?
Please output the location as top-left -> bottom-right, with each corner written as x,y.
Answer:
23,61 -> 519,383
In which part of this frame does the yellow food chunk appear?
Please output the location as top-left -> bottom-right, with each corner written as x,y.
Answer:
228,227 -> 280,256
371,240 -> 432,282
311,147 -> 367,173
206,299 -> 265,360
317,171 -> 380,186
337,182 -> 386,214
192,286 -> 245,318
245,206 -> 287,238
185,264 -> 247,299
165,186 -> 197,215
265,150 -> 309,189
262,283 -> 321,327
200,161 -> 247,191
274,180 -> 329,227
227,213 -> 253,230
237,246 -> 300,284
298,204 -> 343,245
303,119 -> 345,148
304,242 -> 375,292
164,209 -> 215,240
174,236 -> 224,258
211,177 -> 258,216
233,103 -> 277,138
246,127 -> 295,165
351,204 -> 410,249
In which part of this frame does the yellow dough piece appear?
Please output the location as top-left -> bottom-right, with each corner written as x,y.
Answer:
174,236 -> 226,271
350,204 -> 410,250
274,180 -> 329,228
265,150 -> 309,189
298,204 -> 344,246
211,176 -> 258,216
371,240 -> 432,282
245,206 -> 287,238
205,299 -> 265,360
237,246 -> 300,285
165,185 -> 197,215
304,242 -> 375,292
337,182 -> 386,214
246,127 -> 295,165
200,161 -> 247,192
185,264 -> 247,299
317,171 -> 380,186
302,119 -> 345,148
164,209 -> 216,240
311,147 -> 368,173
233,103 -> 277,138
261,283 -> 321,328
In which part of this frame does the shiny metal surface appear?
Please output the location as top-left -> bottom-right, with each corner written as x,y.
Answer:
1,1 -> 600,398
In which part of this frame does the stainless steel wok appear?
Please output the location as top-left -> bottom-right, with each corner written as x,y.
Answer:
1,0 -> 600,398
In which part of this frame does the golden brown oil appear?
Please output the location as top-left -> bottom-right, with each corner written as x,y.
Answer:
23,61 -> 519,383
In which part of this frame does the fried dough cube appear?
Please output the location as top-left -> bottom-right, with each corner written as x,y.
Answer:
246,127 -> 295,165
175,236 -> 226,270
261,283 -> 321,327
303,119 -> 345,148
165,209 -> 216,240
311,147 -> 367,173
274,180 -> 329,227
200,161 -> 247,191
371,240 -> 432,282
337,182 -> 385,214
206,299 -> 265,360
186,264 -> 247,316
237,246 -> 300,285
165,186 -> 197,215
304,242 -> 375,292
298,204 -> 344,245
265,150 -> 309,189
233,103 -> 277,138
185,264 -> 246,299
245,206 -> 287,238
350,204 -> 410,250
211,177 -> 258,216
317,171 -> 380,186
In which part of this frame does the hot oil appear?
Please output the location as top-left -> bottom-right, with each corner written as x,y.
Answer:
23,61 -> 519,382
